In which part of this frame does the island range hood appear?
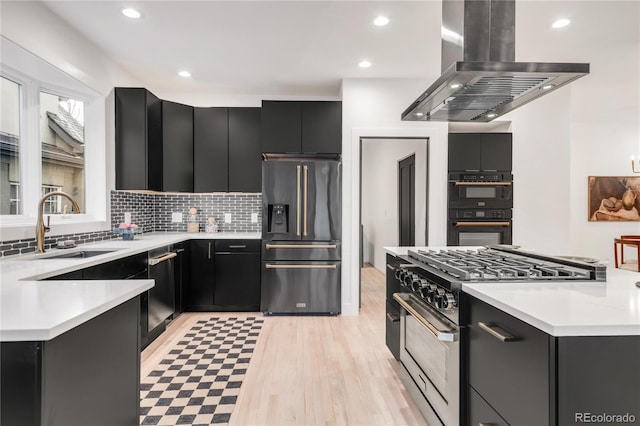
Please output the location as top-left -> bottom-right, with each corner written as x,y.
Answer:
402,0 -> 589,122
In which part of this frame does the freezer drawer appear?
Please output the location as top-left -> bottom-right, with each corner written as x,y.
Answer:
262,241 -> 341,261
261,261 -> 341,315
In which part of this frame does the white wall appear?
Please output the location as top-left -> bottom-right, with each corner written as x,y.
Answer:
361,138 -> 427,272
341,78 -> 449,315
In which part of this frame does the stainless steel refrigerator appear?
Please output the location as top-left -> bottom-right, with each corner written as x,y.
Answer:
261,156 -> 341,315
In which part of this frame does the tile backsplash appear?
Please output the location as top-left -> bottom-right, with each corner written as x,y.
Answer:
0,191 -> 262,257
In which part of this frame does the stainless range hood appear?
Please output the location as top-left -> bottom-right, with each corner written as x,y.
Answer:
402,0 -> 589,122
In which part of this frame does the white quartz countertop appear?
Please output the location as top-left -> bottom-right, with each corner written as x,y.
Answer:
384,246 -> 640,337
0,232 -> 261,341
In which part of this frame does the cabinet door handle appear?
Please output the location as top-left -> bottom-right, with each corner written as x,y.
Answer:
478,321 -> 520,342
303,164 -> 308,236
265,264 -> 336,269
228,245 -> 247,249
208,242 -> 212,259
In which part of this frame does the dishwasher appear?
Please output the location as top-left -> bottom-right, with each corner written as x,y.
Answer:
144,247 -> 177,348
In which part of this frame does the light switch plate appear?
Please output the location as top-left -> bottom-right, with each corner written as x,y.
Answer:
251,212 -> 258,223
172,212 -> 183,223
124,212 -> 131,224
224,213 -> 232,223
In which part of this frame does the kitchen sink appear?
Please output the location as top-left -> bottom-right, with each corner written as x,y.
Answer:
31,249 -> 120,260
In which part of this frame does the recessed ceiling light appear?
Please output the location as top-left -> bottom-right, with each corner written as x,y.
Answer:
450,83 -> 462,89
178,70 -> 191,78
359,61 -> 372,68
415,112 -> 425,117
122,8 -> 141,19
487,112 -> 498,118
542,84 -> 555,90
373,16 -> 389,26
552,18 -> 570,29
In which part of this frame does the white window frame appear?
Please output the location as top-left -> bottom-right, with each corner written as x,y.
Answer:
0,37 -> 108,241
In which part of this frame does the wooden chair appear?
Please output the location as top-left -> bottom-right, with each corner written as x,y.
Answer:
614,235 -> 640,271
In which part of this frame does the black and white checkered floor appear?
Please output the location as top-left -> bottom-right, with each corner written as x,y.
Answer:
140,317 -> 264,425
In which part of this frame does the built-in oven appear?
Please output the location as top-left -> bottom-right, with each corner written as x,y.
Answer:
448,172 -> 513,209
447,209 -> 512,246
394,293 -> 460,426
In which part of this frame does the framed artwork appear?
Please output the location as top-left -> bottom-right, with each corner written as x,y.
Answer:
588,176 -> 640,221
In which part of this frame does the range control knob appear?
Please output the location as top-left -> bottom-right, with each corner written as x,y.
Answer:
424,285 -> 438,303
436,292 -> 457,309
412,278 -> 426,292
403,273 -> 416,287
434,289 -> 447,308
395,268 -> 403,280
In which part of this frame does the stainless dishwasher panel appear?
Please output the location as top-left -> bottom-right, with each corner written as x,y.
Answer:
147,251 -> 177,335
261,261 -> 341,315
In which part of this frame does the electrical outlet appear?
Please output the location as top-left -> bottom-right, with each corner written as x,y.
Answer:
172,212 -> 183,223
124,212 -> 132,224
224,213 -> 232,223
251,212 -> 258,223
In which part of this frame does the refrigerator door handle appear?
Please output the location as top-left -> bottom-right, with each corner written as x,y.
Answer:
303,164 -> 308,236
265,244 -> 337,249
296,164 -> 301,236
265,263 -> 337,269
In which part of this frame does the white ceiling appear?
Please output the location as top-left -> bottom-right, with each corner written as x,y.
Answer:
40,0 -> 639,99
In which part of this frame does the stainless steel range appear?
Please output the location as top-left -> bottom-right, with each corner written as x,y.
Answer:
389,246 -> 606,425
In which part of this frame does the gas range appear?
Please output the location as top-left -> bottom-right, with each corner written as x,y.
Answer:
395,246 -> 606,324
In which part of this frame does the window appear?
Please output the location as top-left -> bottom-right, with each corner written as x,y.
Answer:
1,37 -> 107,240
1,76 -> 21,215
39,91 -> 85,212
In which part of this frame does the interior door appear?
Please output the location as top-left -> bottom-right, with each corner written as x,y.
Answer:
302,160 -> 341,241
398,154 -> 416,246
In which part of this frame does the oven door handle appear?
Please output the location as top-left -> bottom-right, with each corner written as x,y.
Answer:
454,221 -> 511,227
454,182 -> 512,186
393,293 -> 458,342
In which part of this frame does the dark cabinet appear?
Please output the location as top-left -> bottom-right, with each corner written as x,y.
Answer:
193,107 -> 262,193
194,107 -> 228,192
1,297 -> 140,426
448,133 -> 512,171
229,107 -> 262,192
115,88 -> 162,191
82,252 -> 147,279
466,295 -> 640,426
468,296 -> 551,426
262,100 -> 342,154
214,239 -> 261,311
162,100 -> 194,192
187,240 -> 215,310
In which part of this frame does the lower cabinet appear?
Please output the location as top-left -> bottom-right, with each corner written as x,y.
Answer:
214,240 -> 261,311
0,297 -> 141,426
186,239 -> 261,312
466,295 -> 640,426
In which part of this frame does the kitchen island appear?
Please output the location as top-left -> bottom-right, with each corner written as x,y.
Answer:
385,246 -> 640,426
0,231 -> 260,426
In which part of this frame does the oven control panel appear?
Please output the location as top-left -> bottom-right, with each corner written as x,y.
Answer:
449,209 -> 513,219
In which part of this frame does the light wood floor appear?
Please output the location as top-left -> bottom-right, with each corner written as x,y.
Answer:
142,266 -> 426,426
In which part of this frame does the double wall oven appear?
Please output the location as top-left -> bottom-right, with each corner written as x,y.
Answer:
387,247 -> 607,425
448,172 -> 513,246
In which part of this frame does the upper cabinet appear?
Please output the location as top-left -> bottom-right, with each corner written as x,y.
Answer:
115,88 -> 163,191
448,133 -> 512,172
162,100 -> 194,192
261,101 -> 342,154
193,107 -> 261,193
194,107 -> 228,192
229,107 -> 261,192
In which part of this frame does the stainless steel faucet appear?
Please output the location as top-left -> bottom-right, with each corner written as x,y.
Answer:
35,191 -> 81,253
